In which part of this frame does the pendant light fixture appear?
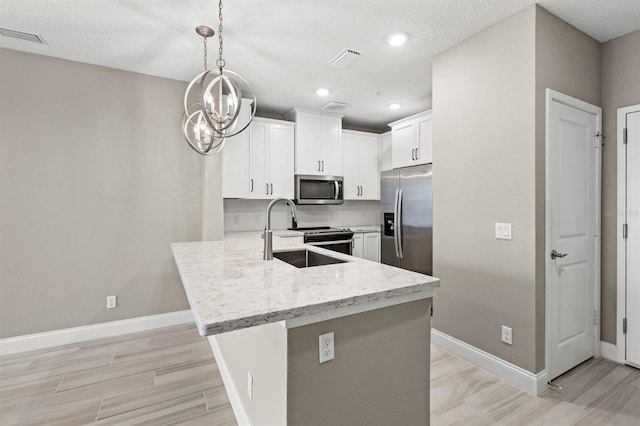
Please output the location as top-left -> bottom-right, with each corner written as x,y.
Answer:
182,0 -> 256,156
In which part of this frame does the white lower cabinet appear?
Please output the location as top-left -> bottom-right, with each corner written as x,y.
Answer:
352,231 -> 380,262
222,117 -> 294,199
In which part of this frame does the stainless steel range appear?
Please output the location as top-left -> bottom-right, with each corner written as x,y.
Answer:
291,226 -> 355,255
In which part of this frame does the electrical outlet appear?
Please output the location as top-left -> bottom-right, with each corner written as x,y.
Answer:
106,296 -> 117,309
319,332 -> 335,363
247,371 -> 253,399
502,325 -> 512,345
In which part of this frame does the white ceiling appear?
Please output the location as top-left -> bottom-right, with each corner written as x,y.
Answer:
1,0 -> 639,130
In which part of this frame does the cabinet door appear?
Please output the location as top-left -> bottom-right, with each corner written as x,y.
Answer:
222,130 -> 250,198
249,122 -> 269,199
358,135 -> 380,200
391,121 -> 416,168
342,133 -> 360,200
352,233 -> 364,258
416,115 -> 433,165
319,116 -> 342,176
380,132 -> 392,172
294,113 -> 321,175
268,124 -> 295,199
363,232 -> 380,262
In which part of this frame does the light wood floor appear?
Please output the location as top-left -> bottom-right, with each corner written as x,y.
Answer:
1,325 -> 639,425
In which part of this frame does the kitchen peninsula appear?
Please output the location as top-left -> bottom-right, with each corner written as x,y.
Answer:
172,232 -> 439,425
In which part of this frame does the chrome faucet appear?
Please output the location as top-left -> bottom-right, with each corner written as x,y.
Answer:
264,197 -> 298,260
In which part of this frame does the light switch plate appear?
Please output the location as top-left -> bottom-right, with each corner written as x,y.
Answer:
495,223 -> 512,240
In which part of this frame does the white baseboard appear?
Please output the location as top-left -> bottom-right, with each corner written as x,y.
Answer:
432,329 -> 548,396
208,336 -> 252,426
0,310 -> 194,355
601,341 -> 618,362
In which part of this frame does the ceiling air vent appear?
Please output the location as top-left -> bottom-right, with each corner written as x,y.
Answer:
321,101 -> 350,111
329,49 -> 361,68
0,27 -> 46,44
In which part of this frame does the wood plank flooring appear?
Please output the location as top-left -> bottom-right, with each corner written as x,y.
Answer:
430,345 -> 640,425
1,324 -> 639,425
0,324 -> 235,425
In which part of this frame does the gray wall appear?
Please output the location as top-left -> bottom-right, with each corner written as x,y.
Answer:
432,6 -> 538,373
534,6 -> 601,365
601,29 -> 640,344
432,5 -> 601,373
287,299 -> 431,426
0,48 -> 202,338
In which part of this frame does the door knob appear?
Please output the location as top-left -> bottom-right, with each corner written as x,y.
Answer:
551,250 -> 568,259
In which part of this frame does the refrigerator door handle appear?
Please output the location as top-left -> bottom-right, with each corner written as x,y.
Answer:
393,189 -> 400,258
397,189 -> 404,258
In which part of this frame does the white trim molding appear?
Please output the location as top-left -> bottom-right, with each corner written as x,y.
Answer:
208,336 -> 252,426
617,104 -> 640,365
0,310 -> 194,355
601,341 -> 618,362
432,329 -> 548,396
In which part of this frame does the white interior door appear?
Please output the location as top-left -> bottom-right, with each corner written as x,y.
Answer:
546,90 -> 601,381
625,110 -> 640,367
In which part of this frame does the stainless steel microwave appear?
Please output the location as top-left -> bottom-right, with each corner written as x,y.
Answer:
294,175 -> 344,205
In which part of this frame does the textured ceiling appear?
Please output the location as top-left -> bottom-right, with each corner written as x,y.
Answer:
1,0 -> 639,130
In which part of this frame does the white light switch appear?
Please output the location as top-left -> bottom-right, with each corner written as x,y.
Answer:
495,223 -> 512,240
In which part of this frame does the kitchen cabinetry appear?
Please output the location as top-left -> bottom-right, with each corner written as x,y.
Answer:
380,131 -> 392,172
285,108 -> 343,176
352,231 -> 380,262
342,130 -> 380,200
222,117 -> 294,199
389,111 -> 432,168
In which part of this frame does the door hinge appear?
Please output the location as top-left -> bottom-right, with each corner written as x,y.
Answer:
623,128 -> 628,144
623,223 -> 628,239
593,310 -> 599,326
595,222 -> 599,237
595,132 -> 602,148
624,317 -> 627,334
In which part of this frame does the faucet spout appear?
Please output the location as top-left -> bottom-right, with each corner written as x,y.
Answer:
264,198 -> 297,260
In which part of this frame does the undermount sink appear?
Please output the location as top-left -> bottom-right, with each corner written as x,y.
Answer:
273,249 -> 349,268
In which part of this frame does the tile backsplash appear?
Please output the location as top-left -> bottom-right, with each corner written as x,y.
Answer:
224,199 -> 380,232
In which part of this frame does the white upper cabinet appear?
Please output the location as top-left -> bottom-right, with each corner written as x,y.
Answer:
222,117 -> 294,199
286,108 -> 343,176
389,110 -> 432,168
380,131 -> 392,172
342,130 -> 380,200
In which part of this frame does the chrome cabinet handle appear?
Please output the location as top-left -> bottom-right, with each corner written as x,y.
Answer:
415,147 -> 419,159
321,160 -> 324,172
318,160 -> 321,171
266,183 -> 269,195
551,250 -> 568,259
250,179 -> 254,192
411,148 -> 416,160
270,183 -> 273,195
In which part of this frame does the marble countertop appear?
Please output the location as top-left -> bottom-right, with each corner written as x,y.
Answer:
347,225 -> 381,232
172,231 -> 439,336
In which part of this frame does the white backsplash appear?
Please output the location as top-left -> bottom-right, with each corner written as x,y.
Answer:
224,199 -> 380,232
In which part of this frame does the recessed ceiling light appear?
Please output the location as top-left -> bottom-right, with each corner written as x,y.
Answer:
387,32 -> 409,47
389,103 -> 401,110
316,88 -> 331,97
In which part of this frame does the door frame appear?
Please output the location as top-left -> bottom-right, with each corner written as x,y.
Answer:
616,104 -> 640,364
545,89 -> 602,379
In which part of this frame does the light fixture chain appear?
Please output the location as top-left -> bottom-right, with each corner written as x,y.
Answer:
203,36 -> 208,71
216,0 -> 225,71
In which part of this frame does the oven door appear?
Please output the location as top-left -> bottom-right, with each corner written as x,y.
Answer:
295,175 -> 344,205
307,239 -> 353,256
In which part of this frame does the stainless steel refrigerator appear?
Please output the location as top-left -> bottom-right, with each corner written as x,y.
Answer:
380,164 -> 433,275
